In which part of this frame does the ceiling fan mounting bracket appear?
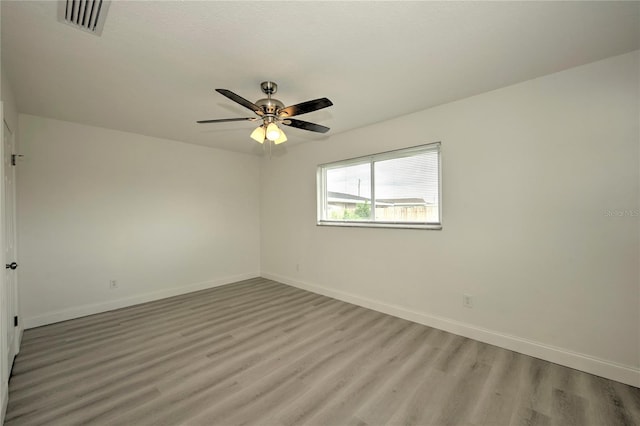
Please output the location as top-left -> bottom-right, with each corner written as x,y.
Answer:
260,81 -> 277,95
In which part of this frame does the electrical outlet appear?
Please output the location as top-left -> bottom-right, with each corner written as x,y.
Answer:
296,263 -> 300,272
109,280 -> 118,289
463,294 -> 473,308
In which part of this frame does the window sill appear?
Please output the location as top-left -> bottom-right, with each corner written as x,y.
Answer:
317,220 -> 442,230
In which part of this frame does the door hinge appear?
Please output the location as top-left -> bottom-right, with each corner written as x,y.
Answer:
11,154 -> 23,166
13,316 -> 18,327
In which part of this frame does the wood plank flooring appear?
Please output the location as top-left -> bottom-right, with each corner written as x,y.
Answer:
5,277 -> 640,425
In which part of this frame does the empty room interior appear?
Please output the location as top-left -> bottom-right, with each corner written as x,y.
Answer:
0,1 -> 639,425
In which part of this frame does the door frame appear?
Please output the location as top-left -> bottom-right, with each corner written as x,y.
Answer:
3,117 -> 19,366
0,102 -> 21,424
0,101 -> 7,424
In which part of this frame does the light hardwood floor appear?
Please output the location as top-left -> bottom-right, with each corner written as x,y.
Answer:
5,277 -> 640,425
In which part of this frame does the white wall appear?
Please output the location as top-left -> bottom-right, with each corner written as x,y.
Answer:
260,51 -> 640,386
18,115 -> 261,327
1,67 -> 18,132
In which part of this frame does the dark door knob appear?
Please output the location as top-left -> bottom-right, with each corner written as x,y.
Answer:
5,262 -> 17,270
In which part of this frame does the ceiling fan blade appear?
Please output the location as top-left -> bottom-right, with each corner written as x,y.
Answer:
282,118 -> 330,133
215,89 -> 263,115
279,98 -> 333,118
197,117 -> 255,124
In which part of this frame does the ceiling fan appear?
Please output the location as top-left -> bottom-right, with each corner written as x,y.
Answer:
197,81 -> 333,145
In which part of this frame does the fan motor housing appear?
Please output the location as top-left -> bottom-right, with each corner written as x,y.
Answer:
255,98 -> 284,114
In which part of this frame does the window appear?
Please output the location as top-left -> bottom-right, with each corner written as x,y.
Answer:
317,142 -> 441,229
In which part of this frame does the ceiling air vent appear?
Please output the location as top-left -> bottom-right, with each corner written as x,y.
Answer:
58,0 -> 111,36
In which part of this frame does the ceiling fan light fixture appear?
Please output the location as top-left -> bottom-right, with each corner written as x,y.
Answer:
266,122 -> 281,141
274,131 -> 288,145
250,126 -> 265,143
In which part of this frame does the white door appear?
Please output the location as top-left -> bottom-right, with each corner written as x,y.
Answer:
3,118 -> 17,371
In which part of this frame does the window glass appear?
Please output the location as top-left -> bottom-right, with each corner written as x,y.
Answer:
317,143 -> 441,229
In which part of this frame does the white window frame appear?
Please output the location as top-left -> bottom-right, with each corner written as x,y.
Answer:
317,142 -> 442,230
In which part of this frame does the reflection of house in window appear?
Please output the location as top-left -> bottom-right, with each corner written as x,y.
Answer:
327,191 -> 437,222
375,197 -> 438,222
327,191 -> 370,219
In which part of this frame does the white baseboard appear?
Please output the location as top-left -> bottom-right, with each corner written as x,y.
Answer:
24,272 -> 260,329
262,272 -> 640,388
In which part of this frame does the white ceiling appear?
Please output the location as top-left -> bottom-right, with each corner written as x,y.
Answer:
2,1 -> 639,155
